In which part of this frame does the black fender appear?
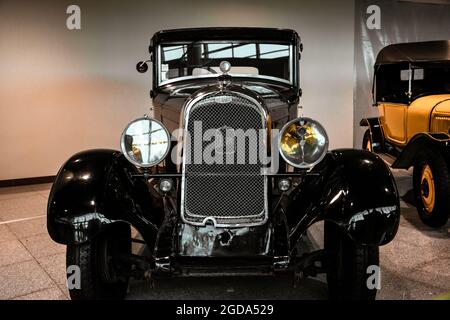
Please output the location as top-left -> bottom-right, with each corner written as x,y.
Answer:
47,149 -> 164,246
392,133 -> 450,169
360,117 -> 384,152
321,149 -> 400,246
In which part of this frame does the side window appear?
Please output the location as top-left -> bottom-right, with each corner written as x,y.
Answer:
414,68 -> 424,80
400,68 -> 424,81
400,69 -> 411,81
376,65 -> 410,104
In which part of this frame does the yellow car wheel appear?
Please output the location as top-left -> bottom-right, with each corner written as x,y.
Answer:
420,164 -> 435,214
413,150 -> 450,228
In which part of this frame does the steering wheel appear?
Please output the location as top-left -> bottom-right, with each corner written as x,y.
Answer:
200,66 -> 218,74
191,59 -> 218,74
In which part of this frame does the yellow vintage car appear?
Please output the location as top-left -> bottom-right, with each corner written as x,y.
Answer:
361,40 -> 450,228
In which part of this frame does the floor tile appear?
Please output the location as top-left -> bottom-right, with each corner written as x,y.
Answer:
57,282 -> 70,299
0,240 -> 33,267
0,260 -> 54,299
378,268 -> 446,300
0,184 -> 51,201
0,225 -> 17,243
419,257 -> 450,278
12,286 -> 67,300
0,194 -> 47,221
37,253 -> 67,286
36,185 -> 52,199
21,234 -> 65,259
405,281 -> 448,300
381,239 -> 436,271
395,220 -> 434,246
7,216 -> 47,239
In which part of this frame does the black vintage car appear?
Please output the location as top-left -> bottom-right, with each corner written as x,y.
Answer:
47,28 -> 400,300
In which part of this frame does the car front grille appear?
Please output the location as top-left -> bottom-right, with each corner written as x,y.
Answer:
432,115 -> 450,134
181,91 -> 268,227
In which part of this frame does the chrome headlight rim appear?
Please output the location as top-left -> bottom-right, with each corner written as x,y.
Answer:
120,116 -> 171,168
278,116 -> 329,169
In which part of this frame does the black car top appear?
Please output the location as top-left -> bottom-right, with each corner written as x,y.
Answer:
150,27 -> 301,48
375,40 -> 450,66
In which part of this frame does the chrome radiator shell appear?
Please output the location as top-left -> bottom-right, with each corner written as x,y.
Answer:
180,89 -> 269,228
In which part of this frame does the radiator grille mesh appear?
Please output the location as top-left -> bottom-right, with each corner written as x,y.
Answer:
182,92 -> 267,226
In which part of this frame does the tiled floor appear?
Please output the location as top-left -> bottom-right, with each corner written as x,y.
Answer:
0,183 -> 68,300
0,170 -> 449,300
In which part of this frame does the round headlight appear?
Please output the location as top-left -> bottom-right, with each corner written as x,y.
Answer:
120,117 -> 170,167
278,117 -> 328,169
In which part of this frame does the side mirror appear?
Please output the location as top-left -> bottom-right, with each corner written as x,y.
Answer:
136,61 -> 149,73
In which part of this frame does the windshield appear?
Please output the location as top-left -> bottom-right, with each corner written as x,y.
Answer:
157,41 -> 293,86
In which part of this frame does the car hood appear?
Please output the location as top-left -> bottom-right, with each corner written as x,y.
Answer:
431,95 -> 450,114
412,94 -> 450,115
153,78 -> 299,133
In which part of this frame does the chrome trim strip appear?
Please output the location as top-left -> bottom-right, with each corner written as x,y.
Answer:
160,74 -> 292,86
180,90 -> 269,228
289,45 -> 294,84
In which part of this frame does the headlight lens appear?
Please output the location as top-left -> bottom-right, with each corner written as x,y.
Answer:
278,117 -> 328,169
120,117 -> 170,167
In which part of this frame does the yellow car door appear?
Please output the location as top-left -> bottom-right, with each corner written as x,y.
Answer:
379,103 -> 408,146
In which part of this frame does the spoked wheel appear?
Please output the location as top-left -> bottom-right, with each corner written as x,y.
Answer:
324,221 -> 379,300
362,130 -> 373,152
413,149 -> 450,228
66,224 -> 132,300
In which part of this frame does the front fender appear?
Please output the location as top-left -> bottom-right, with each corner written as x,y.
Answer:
392,133 -> 450,169
360,117 -> 384,152
47,149 -> 163,245
322,149 -> 400,246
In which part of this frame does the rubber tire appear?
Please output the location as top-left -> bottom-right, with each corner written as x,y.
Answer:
413,148 -> 450,228
66,225 -> 131,300
324,221 -> 379,300
362,129 -> 373,152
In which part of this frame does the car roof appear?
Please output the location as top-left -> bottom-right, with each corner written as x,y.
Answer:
375,40 -> 450,65
150,27 -> 300,45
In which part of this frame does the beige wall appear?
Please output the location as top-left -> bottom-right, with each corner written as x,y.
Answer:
0,0 -> 354,180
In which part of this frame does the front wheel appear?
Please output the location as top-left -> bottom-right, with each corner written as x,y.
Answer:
66,224 -> 131,300
324,221 -> 379,300
413,149 -> 450,228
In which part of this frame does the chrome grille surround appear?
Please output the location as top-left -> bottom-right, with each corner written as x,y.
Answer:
432,114 -> 450,134
180,89 -> 268,228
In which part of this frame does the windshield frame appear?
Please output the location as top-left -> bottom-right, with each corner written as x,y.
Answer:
155,40 -> 296,87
